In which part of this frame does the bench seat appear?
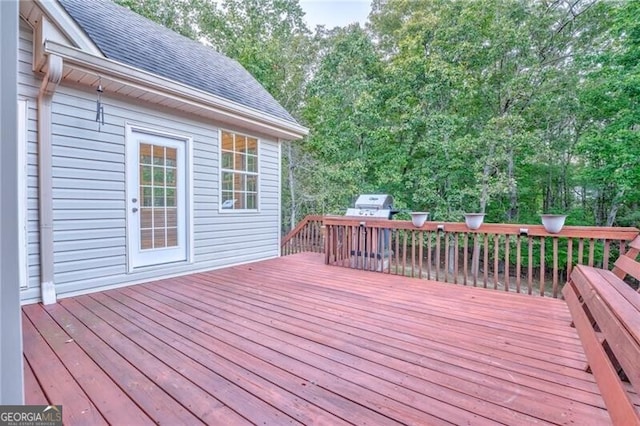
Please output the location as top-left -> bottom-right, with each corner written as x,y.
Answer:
563,235 -> 640,425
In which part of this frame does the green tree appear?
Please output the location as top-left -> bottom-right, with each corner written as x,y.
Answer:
118,0 -> 636,231
369,0 -> 612,223
116,0 -> 204,39
302,25 -> 386,213
577,0 -> 640,226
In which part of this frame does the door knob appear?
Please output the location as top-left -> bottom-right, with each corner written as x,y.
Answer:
132,207 -> 138,213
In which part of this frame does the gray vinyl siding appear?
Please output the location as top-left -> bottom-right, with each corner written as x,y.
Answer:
18,18 -> 282,304
40,87 -> 279,300
18,19 -> 41,300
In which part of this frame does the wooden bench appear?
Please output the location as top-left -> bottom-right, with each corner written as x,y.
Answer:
563,236 -> 640,425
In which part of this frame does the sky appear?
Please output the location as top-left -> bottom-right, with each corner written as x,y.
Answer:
299,0 -> 372,30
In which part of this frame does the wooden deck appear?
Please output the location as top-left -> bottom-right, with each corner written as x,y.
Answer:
23,253 -> 616,425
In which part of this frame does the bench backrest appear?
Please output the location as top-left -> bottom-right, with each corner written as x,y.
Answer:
564,263 -> 640,425
612,235 -> 640,292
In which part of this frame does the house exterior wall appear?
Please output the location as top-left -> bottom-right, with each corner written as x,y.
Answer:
18,19 -> 282,303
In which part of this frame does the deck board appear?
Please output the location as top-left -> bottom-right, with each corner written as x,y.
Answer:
178,274 -> 607,408
24,253 -> 612,425
23,356 -> 49,406
22,311 -> 108,425
23,304 -> 153,425
147,280 -> 583,424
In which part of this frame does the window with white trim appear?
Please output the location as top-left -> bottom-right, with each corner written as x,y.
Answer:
220,130 -> 259,210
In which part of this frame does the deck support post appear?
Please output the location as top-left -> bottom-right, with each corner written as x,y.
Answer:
0,0 -> 25,404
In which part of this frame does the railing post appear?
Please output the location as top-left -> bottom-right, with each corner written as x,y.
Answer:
317,217 -> 639,298
324,224 -> 330,264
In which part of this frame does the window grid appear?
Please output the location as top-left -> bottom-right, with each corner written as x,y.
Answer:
220,131 -> 259,210
139,143 -> 178,250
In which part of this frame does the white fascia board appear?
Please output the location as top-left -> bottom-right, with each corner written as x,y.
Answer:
44,41 -> 309,140
37,0 -> 103,57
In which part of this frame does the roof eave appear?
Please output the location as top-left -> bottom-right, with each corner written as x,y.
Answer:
36,0 -> 104,56
44,40 -> 309,140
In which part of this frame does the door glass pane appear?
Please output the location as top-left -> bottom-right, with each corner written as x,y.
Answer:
166,168 -> 176,186
154,228 -> 166,248
140,144 -> 152,164
141,229 -> 153,250
153,188 -> 165,206
139,142 -> 179,251
153,145 -> 164,165
140,165 -> 152,185
140,208 -> 152,228
167,228 -> 178,247
153,208 -> 165,228
166,147 -> 177,168
167,208 -> 177,227
166,188 -> 176,207
153,167 -> 165,185
141,187 -> 152,207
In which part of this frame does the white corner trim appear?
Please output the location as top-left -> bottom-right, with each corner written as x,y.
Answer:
41,281 -> 56,305
17,100 -> 28,289
37,53 -> 63,305
277,140 -> 282,256
187,135 -> 195,265
37,0 -> 103,56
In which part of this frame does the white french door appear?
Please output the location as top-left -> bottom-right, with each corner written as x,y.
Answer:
126,127 -> 188,269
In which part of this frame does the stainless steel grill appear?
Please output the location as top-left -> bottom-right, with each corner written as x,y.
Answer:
344,194 -> 394,271
345,194 -> 394,219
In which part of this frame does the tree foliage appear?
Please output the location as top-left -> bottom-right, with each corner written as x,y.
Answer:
118,0 -> 639,231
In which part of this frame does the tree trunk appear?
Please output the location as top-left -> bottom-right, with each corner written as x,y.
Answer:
606,188 -> 625,227
507,147 -> 517,221
479,144 -> 495,213
476,144 -> 495,279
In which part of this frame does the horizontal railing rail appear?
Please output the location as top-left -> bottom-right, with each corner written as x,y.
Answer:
323,217 -> 639,298
281,215 -> 325,255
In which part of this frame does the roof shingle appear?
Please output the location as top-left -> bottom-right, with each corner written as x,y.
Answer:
58,0 -> 297,124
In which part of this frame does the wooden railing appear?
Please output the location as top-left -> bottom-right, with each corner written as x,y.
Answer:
323,217 -> 639,298
281,215 -> 325,255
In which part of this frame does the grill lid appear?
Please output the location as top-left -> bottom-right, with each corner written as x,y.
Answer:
345,194 -> 394,218
354,194 -> 393,210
